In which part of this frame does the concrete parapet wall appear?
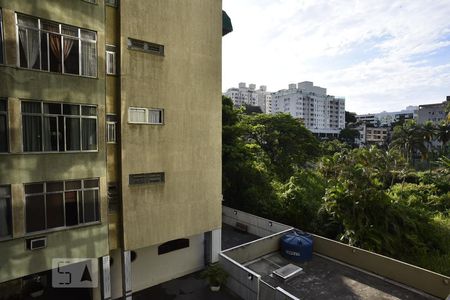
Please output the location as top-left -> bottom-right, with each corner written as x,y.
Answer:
312,234 -> 450,299
219,253 -> 260,300
222,206 -> 291,237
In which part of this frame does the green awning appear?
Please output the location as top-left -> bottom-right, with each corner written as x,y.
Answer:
222,10 -> 233,36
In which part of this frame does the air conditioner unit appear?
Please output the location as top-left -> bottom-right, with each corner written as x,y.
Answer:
26,237 -> 47,251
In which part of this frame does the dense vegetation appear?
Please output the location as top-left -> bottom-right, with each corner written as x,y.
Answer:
222,97 -> 450,275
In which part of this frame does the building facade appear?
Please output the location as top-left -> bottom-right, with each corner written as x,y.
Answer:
356,106 -> 418,128
418,99 -> 449,124
224,82 -> 271,112
0,1 -> 227,299
271,82 -> 345,137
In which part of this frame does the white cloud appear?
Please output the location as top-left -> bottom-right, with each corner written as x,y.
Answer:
223,0 -> 450,113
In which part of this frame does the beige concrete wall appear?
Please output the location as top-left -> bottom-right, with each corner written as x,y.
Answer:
131,233 -> 205,293
0,224 -> 109,283
119,0 -> 222,250
0,0 -> 109,282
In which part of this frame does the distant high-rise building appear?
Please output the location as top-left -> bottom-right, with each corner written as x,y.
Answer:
224,83 -> 270,112
271,82 -> 345,137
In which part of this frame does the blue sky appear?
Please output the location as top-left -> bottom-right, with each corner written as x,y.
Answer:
222,0 -> 450,114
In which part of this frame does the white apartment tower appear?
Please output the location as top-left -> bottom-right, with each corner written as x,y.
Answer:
271,82 -> 345,136
224,83 -> 271,112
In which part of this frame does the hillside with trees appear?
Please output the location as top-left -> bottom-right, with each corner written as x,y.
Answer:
222,97 -> 450,275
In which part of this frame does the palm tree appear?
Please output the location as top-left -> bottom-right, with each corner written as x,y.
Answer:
422,121 -> 436,161
390,120 -> 426,163
436,121 -> 450,154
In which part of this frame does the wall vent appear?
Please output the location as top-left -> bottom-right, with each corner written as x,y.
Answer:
127,38 -> 164,56
129,172 -> 165,185
26,237 -> 47,250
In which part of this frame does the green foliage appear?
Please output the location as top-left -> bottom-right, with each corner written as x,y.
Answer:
221,98 -> 450,275
339,128 -> 360,148
276,170 -> 325,232
388,183 -> 449,215
240,113 -> 320,181
200,263 -> 229,286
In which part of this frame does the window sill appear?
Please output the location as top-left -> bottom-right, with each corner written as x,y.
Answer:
128,122 -> 164,126
10,65 -> 99,80
9,221 -> 102,242
21,150 -> 99,154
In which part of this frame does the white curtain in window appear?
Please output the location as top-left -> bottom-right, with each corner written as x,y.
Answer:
129,109 -> 146,123
148,110 -> 161,124
18,15 -> 40,68
81,41 -> 97,76
82,118 -> 97,150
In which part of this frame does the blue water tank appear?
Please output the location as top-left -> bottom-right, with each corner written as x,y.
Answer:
280,230 -> 313,262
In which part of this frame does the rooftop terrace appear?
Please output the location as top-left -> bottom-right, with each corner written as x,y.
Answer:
220,206 -> 449,300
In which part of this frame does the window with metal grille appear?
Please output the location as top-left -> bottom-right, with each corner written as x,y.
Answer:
16,14 -> 97,77
0,185 -> 12,239
21,101 -> 98,152
128,107 -> 163,125
106,114 -> 117,143
24,179 -> 100,233
106,45 -> 117,75
0,98 -> 7,152
0,9 -> 4,64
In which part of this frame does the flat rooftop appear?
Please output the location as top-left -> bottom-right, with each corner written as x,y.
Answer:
247,252 -> 431,300
221,224 -> 435,300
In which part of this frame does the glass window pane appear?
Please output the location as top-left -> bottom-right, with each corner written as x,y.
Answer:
46,181 -> 63,192
63,37 -> 79,75
41,20 -> 59,33
49,33 -> 62,73
46,193 -> 64,229
83,190 -> 99,223
0,186 -> 10,198
58,116 -> 65,151
43,103 -> 61,114
84,179 -> 99,188
65,191 -> 79,226
0,197 -> 12,238
41,33 -> 49,71
61,25 -> 78,37
17,15 -> 38,28
0,115 -> 7,152
81,106 -> 97,116
80,30 -> 96,41
0,100 -> 6,112
80,41 -> 97,77
26,195 -> 45,233
28,29 -> 40,69
66,118 -> 80,151
65,180 -> 82,190
23,115 -> 42,152
129,108 -> 146,123
22,102 -> 41,113
25,183 -> 44,194
63,104 -> 80,115
78,191 -> 84,223
43,116 -> 58,151
0,11 -> 3,65
82,118 -> 97,150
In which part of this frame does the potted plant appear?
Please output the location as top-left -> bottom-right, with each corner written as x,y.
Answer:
200,263 -> 229,291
